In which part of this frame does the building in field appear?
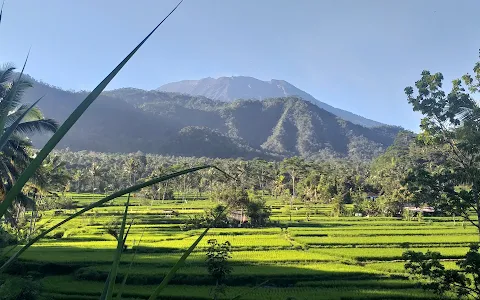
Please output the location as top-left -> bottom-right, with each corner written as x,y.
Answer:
229,209 -> 248,225
403,206 -> 435,214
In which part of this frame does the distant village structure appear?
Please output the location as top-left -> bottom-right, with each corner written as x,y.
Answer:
229,209 -> 248,226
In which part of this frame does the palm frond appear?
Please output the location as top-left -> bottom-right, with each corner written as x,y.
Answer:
0,65 -> 15,87
12,119 -> 58,136
0,79 -> 32,122
24,106 -> 44,121
0,52 -> 30,131
0,98 -> 43,152
6,105 -> 44,123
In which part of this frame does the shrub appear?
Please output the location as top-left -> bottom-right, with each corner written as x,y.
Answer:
0,227 -> 16,248
0,276 -> 40,300
52,231 -> 64,239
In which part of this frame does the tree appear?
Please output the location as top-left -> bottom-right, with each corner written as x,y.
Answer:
401,51 -> 480,298
0,66 -> 58,231
404,51 -> 480,235
38,155 -> 71,192
124,157 -> 142,185
217,188 -> 249,209
281,157 -> 308,208
206,204 -> 230,228
89,162 -> 102,194
331,192 -> 347,217
245,194 -> 271,227
205,239 -> 232,300
273,174 -> 286,199
403,244 -> 480,299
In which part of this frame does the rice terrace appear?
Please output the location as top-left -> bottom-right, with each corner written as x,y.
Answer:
6,192 -> 479,300
1,1 -> 480,300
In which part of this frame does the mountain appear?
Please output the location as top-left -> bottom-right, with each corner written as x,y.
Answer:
158,76 -> 385,128
21,77 -> 401,160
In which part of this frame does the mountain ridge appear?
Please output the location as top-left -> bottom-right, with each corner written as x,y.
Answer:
19,75 -> 401,160
158,76 -> 385,128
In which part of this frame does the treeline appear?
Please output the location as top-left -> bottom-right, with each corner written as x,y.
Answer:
43,129 -> 436,218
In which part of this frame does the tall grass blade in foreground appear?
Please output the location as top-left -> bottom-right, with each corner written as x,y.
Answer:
101,194 -> 131,300
0,1 -> 4,25
230,280 -> 269,300
0,0 -> 184,219
148,206 -> 229,300
0,165 -> 227,272
116,232 -> 143,300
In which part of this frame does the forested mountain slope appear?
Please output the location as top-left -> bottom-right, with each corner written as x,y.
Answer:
159,76 -> 386,128
21,77 -> 401,159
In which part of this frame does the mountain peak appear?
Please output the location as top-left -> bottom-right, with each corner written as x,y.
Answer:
158,76 -> 385,128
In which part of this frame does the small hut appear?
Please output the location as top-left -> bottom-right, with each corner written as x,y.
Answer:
229,209 -> 248,224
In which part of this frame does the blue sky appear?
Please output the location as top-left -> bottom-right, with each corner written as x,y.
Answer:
1,0 -> 479,130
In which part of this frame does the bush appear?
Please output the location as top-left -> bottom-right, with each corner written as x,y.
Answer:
331,193 -> 347,217
0,227 -> 16,248
246,198 -> 271,227
52,231 -> 64,239
0,276 -> 40,300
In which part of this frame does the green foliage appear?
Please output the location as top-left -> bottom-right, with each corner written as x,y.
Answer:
403,244 -> 480,298
0,276 -> 40,300
404,51 -> 480,231
0,227 -> 16,248
205,239 -> 232,299
245,196 -> 271,227
207,204 -> 230,228
331,193 -> 347,217
101,194 -> 130,299
217,188 -> 249,209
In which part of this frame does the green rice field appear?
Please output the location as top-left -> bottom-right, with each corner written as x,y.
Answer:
2,193 -> 472,299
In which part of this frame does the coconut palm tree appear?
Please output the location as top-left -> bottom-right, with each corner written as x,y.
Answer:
89,162 -> 102,193
0,65 -> 58,229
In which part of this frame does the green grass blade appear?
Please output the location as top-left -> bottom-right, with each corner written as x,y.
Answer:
101,194 -> 131,300
0,1 -> 4,25
0,245 -> 17,259
0,0 -> 184,219
0,96 -> 43,151
230,280 -> 269,300
147,206 -> 229,300
122,221 -> 133,245
116,227 -> 144,300
0,165 -> 220,273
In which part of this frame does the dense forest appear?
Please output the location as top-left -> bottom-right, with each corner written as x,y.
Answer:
23,128 -> 422,218
22,77 -> 401,159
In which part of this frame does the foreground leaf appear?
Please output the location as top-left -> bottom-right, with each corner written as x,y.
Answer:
148,205 -> 229,300
116,228 -> 144,300
101,194 -> 131,300
0,165 -> 223,272
0,0 -> 184,219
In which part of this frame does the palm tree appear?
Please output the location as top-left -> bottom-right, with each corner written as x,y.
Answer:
0,65 -> 58,229
89,162 -> 102,194
124,158 -> 140,185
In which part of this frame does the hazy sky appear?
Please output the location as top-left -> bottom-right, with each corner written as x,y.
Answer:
1,0 -> 479,130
